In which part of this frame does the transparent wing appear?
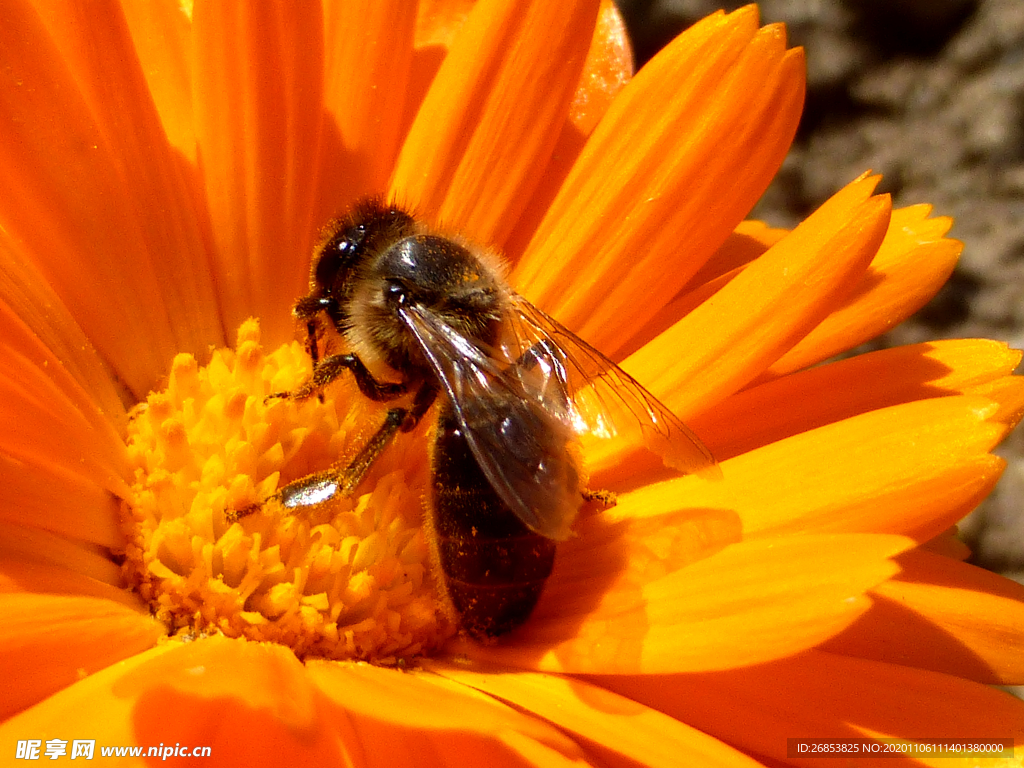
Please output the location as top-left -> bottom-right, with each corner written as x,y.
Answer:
501,294 -> 717,475
399,305 -> 581,540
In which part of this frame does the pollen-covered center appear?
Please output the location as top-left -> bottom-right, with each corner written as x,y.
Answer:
121,320 -> 455,661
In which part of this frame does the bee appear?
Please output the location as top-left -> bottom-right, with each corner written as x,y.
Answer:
262,197 -> 716,639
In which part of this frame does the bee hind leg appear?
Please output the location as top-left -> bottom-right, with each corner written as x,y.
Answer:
581,487 -> 617,508
229,383 -> 438,521
226,407 -> 408,522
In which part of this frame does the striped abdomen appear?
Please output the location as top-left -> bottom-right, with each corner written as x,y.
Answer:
429,402 -> 556,638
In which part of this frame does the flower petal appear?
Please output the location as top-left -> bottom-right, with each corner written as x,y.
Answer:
0,293 -> 128,551
426,661 -> 764,768
768,210 -> 956,379
397,0 -> 477,149
620,219 -> 790,358
390,0 -> 600,248
919,528 -> 972,560
2,637 -> 358,766
0,558 -> 140,608
503,0 -> 633,261
0,521 -> 121,586
119,0 -> 195,161
416,0 -> 477,48
616,396 -> 1008,543
768,204 -> 962,377
0,344 -> 128,497
822,548 -> 1024,685
0,643 -> 171,762
621,175 -> 889,428
599,650 -> 1024,766
313,0 -> 417,221
3,632 -> 590,767
0,593 -> 164,720
0,0 -> 219,397
693,219 -> 791,286
29,0 -> 220,360
0,256 -> 126,426
192,1 -> 325,347
0,453 -> 122,550
689,339 -> 1023,461
457,534 -> 909,674
514,7 -> 804,358
307,661 -> 589,766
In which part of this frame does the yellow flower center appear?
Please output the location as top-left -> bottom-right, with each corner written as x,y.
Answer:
120,320 -> 456,661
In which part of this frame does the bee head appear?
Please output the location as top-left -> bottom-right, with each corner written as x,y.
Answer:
297,201 -> 416,330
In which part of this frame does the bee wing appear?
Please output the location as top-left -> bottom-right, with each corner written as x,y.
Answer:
399,305 -> 582,540
503,294 -> 717,475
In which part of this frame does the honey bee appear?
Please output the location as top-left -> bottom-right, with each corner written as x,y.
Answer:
262,198 -> 716,638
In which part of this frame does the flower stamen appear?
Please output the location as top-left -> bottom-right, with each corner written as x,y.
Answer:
120,320 -> 454,661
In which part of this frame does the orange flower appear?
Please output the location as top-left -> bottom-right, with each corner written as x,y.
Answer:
1,1 -> 1022,765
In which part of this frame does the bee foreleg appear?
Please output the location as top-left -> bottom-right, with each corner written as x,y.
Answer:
335,354 -> 411,400
292,295 -> 334,367
284,353 -> 411,402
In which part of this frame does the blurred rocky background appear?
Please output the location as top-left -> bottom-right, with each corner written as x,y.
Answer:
618,0 -> 1024,582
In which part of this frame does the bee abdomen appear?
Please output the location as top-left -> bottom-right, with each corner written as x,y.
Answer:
431,408 -> 557,638
444,569 -> 554,639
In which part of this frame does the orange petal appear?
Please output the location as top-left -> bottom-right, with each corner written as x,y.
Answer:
313,0 -> 417,221
0,593 -> 164,720
3,633 -> 589,767
415,0 -> 477,49
28,0 -> 221,363
307,661 -> 588,766
0,453 -> 123,550
620,219 -> 791,358
119,0 -> 195,162
689,339 -> 1023,461
822,548 -> 1024,685
621,176 -> 889,435
692,219 -> 791,286
426,661 -> 765,768
919,528 -> 972,560
514,7 -> 804,358
0,1 -> 219,397
600,650 -> 1024,766
390,0 -> 600,248
0,346 -> 129,497
767,204 -> 962,377
0,558 -> 141,609
0,643 -> 173,762
0,295 -> 125,441
557,506 -> 743,587
3,637 -> 356,766
503,0 -> 633,262
457,533 -> 909,674
397,0 -> 477,151
968,373 -> 1024,428
614,396 -> 1007,543
582,177 -> 891,476
0,286 -> 126,442
0,520 -> 122,586
192,2 -> 325,347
